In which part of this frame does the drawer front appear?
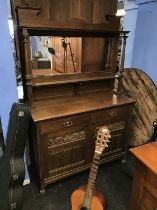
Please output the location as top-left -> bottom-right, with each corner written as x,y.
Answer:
38,113 -> 91,134
92,106 -> 130,123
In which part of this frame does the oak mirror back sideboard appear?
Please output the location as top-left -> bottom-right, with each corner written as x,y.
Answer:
11,0 -> 136,192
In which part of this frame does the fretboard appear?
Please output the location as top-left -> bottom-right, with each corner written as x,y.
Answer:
82,152 -> 101,209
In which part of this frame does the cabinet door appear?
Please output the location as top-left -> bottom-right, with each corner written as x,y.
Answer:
88,120 -> 127,164
39,125 -> 90,181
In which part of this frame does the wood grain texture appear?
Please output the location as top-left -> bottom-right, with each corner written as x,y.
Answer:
130,142 -> 157,176
129,142 -> 157,210
12,0 -> 118,27
122,68 -> 157,146
31,91 -> 135,122
12,0 -> 135,192
29,97 -> 134,191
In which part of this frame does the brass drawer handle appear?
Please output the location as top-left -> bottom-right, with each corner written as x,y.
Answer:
108,111 -> 117,117
63,121 -> 73,127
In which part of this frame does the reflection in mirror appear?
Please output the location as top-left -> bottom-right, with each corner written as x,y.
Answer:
30,36 -> 113,76
30,36 -> 82,75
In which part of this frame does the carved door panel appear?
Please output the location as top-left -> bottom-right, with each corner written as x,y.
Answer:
100,130 -> 126,163
40,125 -> 90,180
88,120 -> 127,164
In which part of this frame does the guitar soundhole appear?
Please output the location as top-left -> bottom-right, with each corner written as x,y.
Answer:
80,207 -> 88,210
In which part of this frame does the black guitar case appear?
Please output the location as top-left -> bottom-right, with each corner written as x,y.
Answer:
0,103 -> 30,210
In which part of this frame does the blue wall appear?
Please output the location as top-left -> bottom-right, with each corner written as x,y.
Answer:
124,0 -> 157,85
124,2 -> 138,68
136,0 -> 156,4
0,0 -> 18,139
131,0 -> 157,84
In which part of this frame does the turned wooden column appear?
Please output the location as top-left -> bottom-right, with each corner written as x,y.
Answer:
22,29 -> 33,103
113,33 -> 128,94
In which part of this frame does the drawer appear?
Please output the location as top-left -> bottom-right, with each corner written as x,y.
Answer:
38,113 -> 91,134
92,106 -> 130,123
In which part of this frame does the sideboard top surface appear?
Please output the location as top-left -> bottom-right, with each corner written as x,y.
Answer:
31,91 -> 136,122
130,142 -> 157,175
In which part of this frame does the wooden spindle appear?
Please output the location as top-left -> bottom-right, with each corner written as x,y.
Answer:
22,29 -> 33,103
113,33 -> 128,93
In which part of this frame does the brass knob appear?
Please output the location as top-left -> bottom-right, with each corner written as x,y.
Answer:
108,111 -> 117,117
63,121 -> 73,127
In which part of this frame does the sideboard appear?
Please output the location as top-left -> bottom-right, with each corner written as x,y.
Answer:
11,0 -> 136,192
30,91 -> 135,192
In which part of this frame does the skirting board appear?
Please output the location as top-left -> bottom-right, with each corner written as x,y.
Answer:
23,179 -> 30,186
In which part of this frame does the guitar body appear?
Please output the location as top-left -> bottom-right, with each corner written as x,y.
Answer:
71,185 -> 107,210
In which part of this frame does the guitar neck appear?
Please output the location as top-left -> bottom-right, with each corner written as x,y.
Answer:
82,152 -> 101,209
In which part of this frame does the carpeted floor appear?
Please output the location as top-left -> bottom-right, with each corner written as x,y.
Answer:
23,152 -> 137,210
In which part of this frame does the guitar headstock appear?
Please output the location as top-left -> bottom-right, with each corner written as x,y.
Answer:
95,126 -> 111,154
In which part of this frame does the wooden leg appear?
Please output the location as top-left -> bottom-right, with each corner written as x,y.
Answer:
40,183 -> 46,194
40,188 -> 46,194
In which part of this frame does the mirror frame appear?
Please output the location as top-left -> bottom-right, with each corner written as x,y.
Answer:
22,28 -> 128,83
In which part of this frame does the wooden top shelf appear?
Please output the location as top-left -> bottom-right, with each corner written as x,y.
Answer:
31,92 -> 136,122
130,142 -> 157,175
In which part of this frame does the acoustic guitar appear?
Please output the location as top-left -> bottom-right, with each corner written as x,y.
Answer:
71,126 -> 111,210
